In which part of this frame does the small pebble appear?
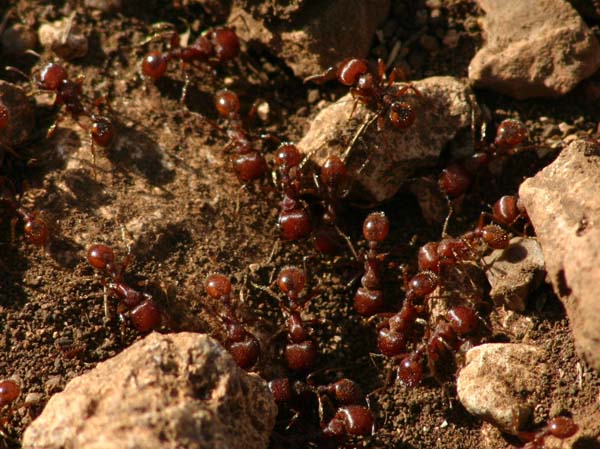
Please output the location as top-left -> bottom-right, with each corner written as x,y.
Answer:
1,23 -> 37,56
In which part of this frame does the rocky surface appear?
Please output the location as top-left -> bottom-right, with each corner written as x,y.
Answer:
469,0 -> 600,99
483,237 -> 546,312
457,343 -> 546,434
0,81 -> 35,147
227,0 -> 390,78
519,139 -> 600,372
298,76 -> 479,203
22,332 -> 276,449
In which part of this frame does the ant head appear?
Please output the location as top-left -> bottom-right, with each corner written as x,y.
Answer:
39,63 -> 68,91
91,117 -> 115,147
205,273 -> 232,299
275,143 -> 302,172
87,244 -> 116,271
233,152 -> 267,181
211,27 -> 240,62
214,89 -> 240,118
142,51 -> 169,80
277,266 -> 306,298
362,212 -> 389,243
494,119 -> 527,149
336,58 -> 369,86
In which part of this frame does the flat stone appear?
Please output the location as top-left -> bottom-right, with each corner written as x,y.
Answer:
469,0 -> 600,99
457,343 -> 546,434
483,237 -> 546,312
297,76 -> 479,203
519,139 -> 600,372
228,0 -> 390,79
23,332 -> 277,449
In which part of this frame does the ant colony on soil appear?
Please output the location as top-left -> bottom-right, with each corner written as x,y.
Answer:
1,1 -> 598,449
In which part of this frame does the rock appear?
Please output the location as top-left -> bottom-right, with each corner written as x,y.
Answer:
457,343 -> 546,434
519,139 -> 600,372
297,76 -> 480,203
1,23 -> 37,56
0,81 -> 36,148
468,0 -> 600,99
228,0 -> 390,79
38,13 -> 88,60
483,237 -> 546,312
23,333 -> 276,449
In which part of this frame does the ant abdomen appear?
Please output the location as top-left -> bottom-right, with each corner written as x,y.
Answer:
285,339 -> 317,371
129,299 -> 162,333
279,208 -> 312,241
354,287 -> 384,316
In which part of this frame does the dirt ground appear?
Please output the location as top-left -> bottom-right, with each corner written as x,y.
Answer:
1,1 -> 600,448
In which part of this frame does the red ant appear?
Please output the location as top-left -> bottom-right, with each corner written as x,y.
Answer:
36,63 -> 115,168
213,89 -> 268,182
517,416 -> 578,449
311,155 -> 355,255
354,212 -> 389,316
393,304 -> 479,387
203,273 -> 260,370
305,58 -> 421,133
87,244 -> 162,334
141,24 -> 240,102
274,143 -> 312,241
272,266 -> 320,372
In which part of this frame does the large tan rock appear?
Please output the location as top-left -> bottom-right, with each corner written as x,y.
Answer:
457,343 -> 546,434
297,76 -> 479,203
519,139 -> 600,372
23,333 -> 277,449
469,0 -> 600,99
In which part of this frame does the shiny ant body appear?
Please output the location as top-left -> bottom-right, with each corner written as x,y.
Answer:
354,212 -> 389,316
37,63 -> 115,166
305,58 -> 421,132
142,25 -> 240,102
204,273 -> 260,370
213,89 -> 268,182
87,244 -> 162,334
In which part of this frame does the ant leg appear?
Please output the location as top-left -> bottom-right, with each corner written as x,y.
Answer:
47,113 -> 65,139
342,113 -> 379,161
441,196 -> 453,238
395,83 -> 422,98
334,223 -> 358,259
180,63 -> 190,104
